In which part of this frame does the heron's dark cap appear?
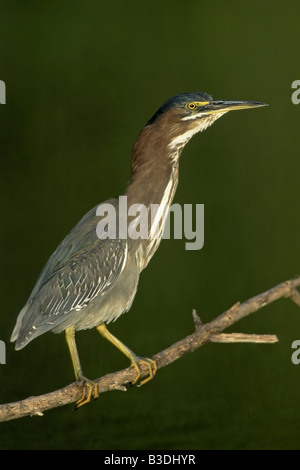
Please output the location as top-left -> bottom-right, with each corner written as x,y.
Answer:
146,92 -> 213,125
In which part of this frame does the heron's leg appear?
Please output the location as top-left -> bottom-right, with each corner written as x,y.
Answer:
96,323 -> 157,386
65,326 -> 99,408
65,326 -> 83,380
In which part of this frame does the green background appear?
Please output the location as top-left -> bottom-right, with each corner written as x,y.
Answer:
0,0 -> 300,450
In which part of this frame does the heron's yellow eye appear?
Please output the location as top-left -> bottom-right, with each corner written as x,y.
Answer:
187,102 -> 197,110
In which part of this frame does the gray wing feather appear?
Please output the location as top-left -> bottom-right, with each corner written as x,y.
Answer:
35,236 -> 126,316
28,199 -> 117,298
12,198 -> 127,347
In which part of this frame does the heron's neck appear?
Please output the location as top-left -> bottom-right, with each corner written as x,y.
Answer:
125,126 -> 179,208
124,126 -> 180,270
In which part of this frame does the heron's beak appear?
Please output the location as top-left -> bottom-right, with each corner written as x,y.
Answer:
206,100 -> 268,114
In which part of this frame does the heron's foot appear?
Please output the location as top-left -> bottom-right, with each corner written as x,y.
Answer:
75,377 -> 99,409
131,356 -> 157,387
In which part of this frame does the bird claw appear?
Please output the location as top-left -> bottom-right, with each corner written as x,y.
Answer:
74,377 -> 99,409
131,357 -> 157,387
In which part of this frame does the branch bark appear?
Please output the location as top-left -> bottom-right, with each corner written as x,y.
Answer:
1,276 -> 299,423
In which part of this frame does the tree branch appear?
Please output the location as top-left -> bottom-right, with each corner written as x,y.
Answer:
1,276 -> 299,423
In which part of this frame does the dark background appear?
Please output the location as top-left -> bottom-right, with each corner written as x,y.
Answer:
0,0 -> 300,450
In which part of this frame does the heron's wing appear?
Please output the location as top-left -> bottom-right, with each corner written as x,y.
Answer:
12,199 -> 128,347
33,235 -> 127,317
29,199 -> 118,298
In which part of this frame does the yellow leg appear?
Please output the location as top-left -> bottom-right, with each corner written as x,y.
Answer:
65,326 -> 99,408
96,323 -> 157,386
65,326 -> 83,380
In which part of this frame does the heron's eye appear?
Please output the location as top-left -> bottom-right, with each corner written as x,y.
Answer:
187,102 -> 197,110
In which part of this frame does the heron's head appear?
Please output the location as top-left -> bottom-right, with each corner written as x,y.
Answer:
145,92 -> 267,152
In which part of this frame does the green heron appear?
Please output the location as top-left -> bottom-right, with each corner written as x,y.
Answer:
11,92 -> 267,407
